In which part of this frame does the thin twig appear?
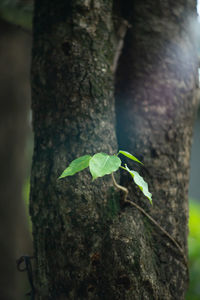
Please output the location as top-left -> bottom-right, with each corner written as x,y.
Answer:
111,173 -> 188,271
111,172 -> 128,201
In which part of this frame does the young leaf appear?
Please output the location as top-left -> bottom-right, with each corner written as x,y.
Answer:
125,165 -> 152,204
59,155 -> 92,179
118,150 -> 143,165
89,153 -> 121,180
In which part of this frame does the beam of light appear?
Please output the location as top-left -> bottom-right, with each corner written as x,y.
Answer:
197,0 -> 200,21
197,0 -> 200,15
197,1 -> 200,86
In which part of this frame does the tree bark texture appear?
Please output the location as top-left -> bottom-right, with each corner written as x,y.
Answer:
0,18 -> 32,300
31,1 -> 119,299
31,0 -> 199,299
115,0 -> 199,299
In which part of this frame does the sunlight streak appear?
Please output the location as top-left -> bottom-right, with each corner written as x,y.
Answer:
197,0 -> 200,21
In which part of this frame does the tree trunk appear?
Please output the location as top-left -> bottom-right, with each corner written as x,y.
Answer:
0,18 -> 32,300
115,0 -> 199,298
31,1 -> 118,299
31,0 -> 198,299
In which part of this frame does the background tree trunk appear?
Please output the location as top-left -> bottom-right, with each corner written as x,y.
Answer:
0,18 -> 32,300
31,0 -> 198,299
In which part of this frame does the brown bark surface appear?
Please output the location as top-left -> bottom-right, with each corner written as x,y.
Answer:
31,1 -> 118,298
31,0 -> 198,299
115,0 -> 199,298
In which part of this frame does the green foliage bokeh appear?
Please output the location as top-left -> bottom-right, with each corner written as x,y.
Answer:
186,200 -> 200,300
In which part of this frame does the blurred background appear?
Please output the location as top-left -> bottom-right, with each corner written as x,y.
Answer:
0,0 -> 199,299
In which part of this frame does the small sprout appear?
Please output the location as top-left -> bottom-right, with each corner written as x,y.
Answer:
124,165 -> 152,204
59,155 -> 91,179
89,153 -> 121,180
59,150 -> 152,204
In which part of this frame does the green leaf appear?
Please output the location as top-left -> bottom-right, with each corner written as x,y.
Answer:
125,165 -> 152,204
59,155 -> 92,179
89,153 -> 121,180
118,150 -> 143,165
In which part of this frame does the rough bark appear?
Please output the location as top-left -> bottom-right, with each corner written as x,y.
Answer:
115,0 -> 199,298
31,1 -> 118,299
31,0 -> 198,299
0,18 -> 32,299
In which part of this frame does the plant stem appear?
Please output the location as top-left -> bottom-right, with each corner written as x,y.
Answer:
111,172 -> 128,201
111,172 -> 188,274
